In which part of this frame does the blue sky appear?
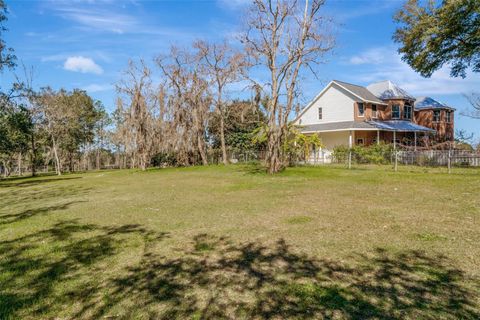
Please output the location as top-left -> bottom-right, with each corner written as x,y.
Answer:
2,0 -> 479,138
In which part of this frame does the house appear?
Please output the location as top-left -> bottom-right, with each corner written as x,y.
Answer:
414,96 -> 455,141
295,80 -> 455,159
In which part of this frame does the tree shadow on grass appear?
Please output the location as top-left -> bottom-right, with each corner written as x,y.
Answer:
107,235 -> 479,319
0,176 -> 82,188
0,180 -> 91,223
0,220 -> 168,319
0,201 -> 84,226
1,228 -> 478,319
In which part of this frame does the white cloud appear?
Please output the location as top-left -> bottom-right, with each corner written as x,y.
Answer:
64,56 -> 103,74
349,47 -> 390,65
345,46 -> 480,96
52,5 -> 137,34
82,83 -> 112,92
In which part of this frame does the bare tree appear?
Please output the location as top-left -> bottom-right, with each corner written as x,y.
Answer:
462,93 -> 480,119
156,46 -> 211,166
195,40 -> 248,164
116,60 -> 158,171
242,0 -> 334,173
34,88 -> 66,175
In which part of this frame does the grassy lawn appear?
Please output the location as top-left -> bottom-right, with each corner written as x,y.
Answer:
1,164 -> 479,319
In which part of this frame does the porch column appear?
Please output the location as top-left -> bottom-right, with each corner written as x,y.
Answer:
377,130 -> 380,145
348,130 -> 352,169
414,131 -> 417,151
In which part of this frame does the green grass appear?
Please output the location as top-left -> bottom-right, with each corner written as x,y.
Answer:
1,164 -> 479,319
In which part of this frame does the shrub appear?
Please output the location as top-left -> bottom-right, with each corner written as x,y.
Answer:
151,152 -> 178,167
332,143 -> 393,165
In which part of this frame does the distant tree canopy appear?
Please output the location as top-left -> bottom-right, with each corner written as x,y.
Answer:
208,100 -> 266,152
0,98 -> 31,161
0,0 -> 16,72
394,0 -> 480,78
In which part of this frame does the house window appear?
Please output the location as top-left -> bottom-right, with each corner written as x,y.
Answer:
433,110 -> 441,122
318,107 -> 322,120
404,105 -> 412,120
446,111 -> 452,123
357,138 -> 364,145
358,103 -> 364,117
372,104 -> 377,118
392,104 -> 400,119
299,119 -> 302,125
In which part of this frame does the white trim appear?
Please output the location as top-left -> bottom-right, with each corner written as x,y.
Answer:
302,127 -> 434,134
302,128 -> 379,133
294,80 -> 387,123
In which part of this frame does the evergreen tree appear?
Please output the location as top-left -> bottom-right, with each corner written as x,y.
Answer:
394,0 -> 480,78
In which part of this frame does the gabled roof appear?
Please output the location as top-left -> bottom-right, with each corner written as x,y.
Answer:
414,96 -> 455,111
332,80 -> 386,104
294,80 -> 387,123
300,121 -> 378,133
367,80 -> 415,100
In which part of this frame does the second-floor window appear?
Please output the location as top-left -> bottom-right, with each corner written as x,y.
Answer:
318,107 -> 322,120
446,111 -> 452,123
433,110 -> 441,122
404,105 -> 412,120
392,104 -> 400,119
358,103 -> 364,117
372,104 -> 377,118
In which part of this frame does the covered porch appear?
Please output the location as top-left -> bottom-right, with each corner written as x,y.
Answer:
300,120 -> 436,163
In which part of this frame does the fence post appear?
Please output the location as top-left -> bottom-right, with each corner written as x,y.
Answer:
394,150 -> 398,172
393,131 -> 397,172
448,149 -> 451,174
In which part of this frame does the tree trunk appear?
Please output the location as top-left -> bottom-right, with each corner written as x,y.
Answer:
31,133 -> 36,177
266,128 -> 284,174
197,134 -> 208,166
96,149 -> 101,170
69,153 -> 74,173
51,136 -> 61,176
140,153 -> 146,171
219,116 -> 228,165
2,161 -> 9,178
17,153 -> 22,176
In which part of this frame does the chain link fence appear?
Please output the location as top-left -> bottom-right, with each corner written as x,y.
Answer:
3,146 -> 479,177
325,147 -> 480,171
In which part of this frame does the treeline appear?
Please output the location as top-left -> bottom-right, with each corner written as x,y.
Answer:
1,0 -> 335,175
0,84 -> 270,176
1,48 -> 270,175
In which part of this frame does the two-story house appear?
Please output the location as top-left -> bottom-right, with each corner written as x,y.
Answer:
295,80 -> 454,157
414,96 -> 455,141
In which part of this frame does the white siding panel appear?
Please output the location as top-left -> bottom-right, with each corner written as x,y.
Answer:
297,83 -> 356,125
319,131 -> 350,150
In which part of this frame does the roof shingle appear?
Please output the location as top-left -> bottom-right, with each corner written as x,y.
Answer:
333,80 -> 386,104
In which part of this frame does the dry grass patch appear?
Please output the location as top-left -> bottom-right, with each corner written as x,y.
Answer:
0,164 -> 479,319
